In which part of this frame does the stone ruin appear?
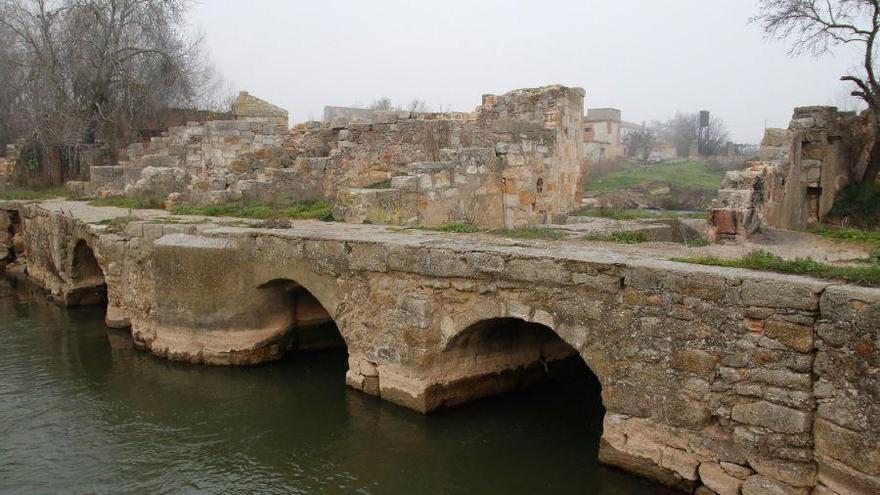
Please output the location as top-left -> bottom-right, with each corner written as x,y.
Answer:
74,85 -> 588,229
709,106 -> 872,241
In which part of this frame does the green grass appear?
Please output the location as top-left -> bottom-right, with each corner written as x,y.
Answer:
363,179 -> 392,189
0,185 -> 71,200
492,227 -> 566,240
684,236 -> 710,247
170,201 -> 335,221
674,249 -> 880,287
88,197 -> 162,209
573,208 -> 706,220
585,161 -> 725,195
96,216 -> 132,226
584,231 -> 648,244
434,222 -> 482,233
812,228 -> 880,248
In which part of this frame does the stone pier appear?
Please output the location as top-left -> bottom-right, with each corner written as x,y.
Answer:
4,199 -> 880,495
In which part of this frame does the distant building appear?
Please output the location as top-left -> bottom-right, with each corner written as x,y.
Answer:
583,108 -> 641,163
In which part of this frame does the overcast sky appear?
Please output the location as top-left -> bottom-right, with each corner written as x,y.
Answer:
191,0 -> 865,143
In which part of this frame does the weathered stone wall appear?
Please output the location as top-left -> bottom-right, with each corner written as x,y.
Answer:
75,93 -> 289,204
709,107 -> 867,240
289,85 -> 587,228
13,201 -> 879,493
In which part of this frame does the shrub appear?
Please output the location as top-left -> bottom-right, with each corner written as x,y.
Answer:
827,182 -> 880,229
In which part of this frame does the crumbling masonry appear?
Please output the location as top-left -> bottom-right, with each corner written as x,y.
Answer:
709,107 -> 871,241
77,86 -> 587,229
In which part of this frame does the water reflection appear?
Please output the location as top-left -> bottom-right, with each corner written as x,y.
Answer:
0,278 -> 672,494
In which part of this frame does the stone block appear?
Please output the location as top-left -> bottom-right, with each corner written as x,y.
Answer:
661,447 -> 700,481
731,400 -> 811,434
671,348 -> 719,375
741,279 -> 823,311
763,318 -> 813,353
391,175 -> 419,192
700,462 -> 744,495
741,475 -> 809,495
747,455 -> 817,487
710,209 -> 738,235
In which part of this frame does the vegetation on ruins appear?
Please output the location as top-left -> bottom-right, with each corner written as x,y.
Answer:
755,0 -> 880,182
434,223 -> 482,234
676,249 -> 880,287
825,181 -> 880,229
0,0 -> 226,184
584,231 -> 649,244
0,185 -> 70,200
363,179 -> 393,189
88,197 -> 161,209
493,228 -> 567,241
169,201 -> 335,221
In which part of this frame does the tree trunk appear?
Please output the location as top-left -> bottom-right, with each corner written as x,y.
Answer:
866,130 -> 880,183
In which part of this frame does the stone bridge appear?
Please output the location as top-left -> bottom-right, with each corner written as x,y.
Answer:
4,200 -> 880,495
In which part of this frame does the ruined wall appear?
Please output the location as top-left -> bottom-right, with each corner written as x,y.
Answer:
710,107 -> 865,240
73,92 -> 288,204
325,85 -> 586,228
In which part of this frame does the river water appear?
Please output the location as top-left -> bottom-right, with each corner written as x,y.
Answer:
0,278 -> 672,494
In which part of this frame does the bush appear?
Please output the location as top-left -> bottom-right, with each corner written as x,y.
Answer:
827,182 -> 880,229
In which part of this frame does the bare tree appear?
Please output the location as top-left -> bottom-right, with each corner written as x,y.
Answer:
405,98 -> 429,113
370,97 -> 394,110
663,112 -> 731,157
0,0 -> 222,182
623,126 -> 657,160
754,0 -> 880,181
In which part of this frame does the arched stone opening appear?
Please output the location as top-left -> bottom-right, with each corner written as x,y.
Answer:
428,317 -> 602,413
66,240 -> 106,306
256,279 -> 346,359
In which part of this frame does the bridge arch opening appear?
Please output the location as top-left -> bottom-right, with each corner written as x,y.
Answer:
432,317 -> 603,414
256,279 -> 346,360
66,240 -> 107,306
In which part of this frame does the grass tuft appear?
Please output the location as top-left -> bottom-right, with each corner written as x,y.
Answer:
812,227 -> 880,248
674,249 -> 880,287
0,185 -> 71,201
88,197 -> 162,209
95,216 -> 132,226
170,201 -> 335,221
584,231 -> 648,244
493,227 -> 566,240
434,222 -> 482,233
363,179 -> 393,189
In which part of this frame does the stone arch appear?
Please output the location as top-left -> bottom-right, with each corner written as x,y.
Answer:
428,311 -> 604,413
254,277 -> 346,357
66,239 -> 107,306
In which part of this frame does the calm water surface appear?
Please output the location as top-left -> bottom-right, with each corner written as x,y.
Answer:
0,278 -> 672,494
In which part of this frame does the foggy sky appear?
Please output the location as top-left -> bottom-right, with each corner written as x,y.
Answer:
191,0 -> 865,144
